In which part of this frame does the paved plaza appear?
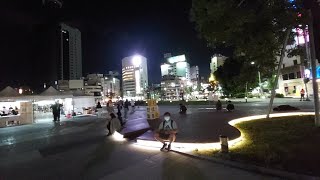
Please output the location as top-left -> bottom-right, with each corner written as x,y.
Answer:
0,98 -> 314,179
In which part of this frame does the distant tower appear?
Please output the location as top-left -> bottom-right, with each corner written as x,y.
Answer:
59,23 -> 83,80
42,0 -> 63,8
122,55 -> 148,99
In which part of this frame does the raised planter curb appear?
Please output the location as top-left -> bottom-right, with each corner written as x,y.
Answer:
171,150 -> 320,180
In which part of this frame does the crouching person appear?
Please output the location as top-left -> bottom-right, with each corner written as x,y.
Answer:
154,112 -> 178,151
226,101 -> 235,112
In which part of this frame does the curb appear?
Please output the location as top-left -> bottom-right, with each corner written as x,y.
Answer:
170,150 -> 320,180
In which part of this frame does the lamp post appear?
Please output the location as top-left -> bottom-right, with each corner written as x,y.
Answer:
251,61 -> 263,98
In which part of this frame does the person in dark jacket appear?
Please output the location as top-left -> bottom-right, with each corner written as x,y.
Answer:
216,100 -> 222,111
124,99 -> 130,119
50,101 -> 62,122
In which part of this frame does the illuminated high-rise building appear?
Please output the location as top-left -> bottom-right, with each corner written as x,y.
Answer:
122,55 -> 148,99
160,54 -> 192,100
160,54 -> 190,80
210,54 -> 227,74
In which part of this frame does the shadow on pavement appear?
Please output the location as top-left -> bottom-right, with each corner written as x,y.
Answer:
162,153 -> 207,180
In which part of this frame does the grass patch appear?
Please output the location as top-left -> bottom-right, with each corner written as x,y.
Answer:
196,115 -> 320,176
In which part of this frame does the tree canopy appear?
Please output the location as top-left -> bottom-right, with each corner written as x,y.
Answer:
214,57 -> 258,96
191,0 -> 307,77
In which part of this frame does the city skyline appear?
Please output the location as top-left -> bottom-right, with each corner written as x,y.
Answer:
0,0 -> 231,90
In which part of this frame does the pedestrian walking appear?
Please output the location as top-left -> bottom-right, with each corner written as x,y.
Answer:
124,99 -> 130,120
96,101 -> 102,118
300,89 -> 305,101
131,99 -> 135,112
106,102 -> 114,118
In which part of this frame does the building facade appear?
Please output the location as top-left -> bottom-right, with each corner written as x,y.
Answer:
210,54 -> 227,74
84,74 -> 104,96
59,23 -> 82,80
161,55 -> 191,81
103,72 -> 121,98
160,54 -> 194,100
122,55 -> 148,99
190,65 -> 200,89
277,44 -> 312,97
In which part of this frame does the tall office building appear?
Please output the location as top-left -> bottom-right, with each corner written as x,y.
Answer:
190,66 -> 200,87
59,23 -> 82,80
161,54 -> 190,80
210,54 -> 227,74
122,55 -> 148,99
31,22 -> 82,90
160,54 -> 192,100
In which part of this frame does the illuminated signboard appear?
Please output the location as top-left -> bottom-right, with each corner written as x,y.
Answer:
317,66 -> 320,79
167,55 -> 186,64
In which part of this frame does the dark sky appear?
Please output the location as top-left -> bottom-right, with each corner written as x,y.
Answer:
0,0 -> 215,89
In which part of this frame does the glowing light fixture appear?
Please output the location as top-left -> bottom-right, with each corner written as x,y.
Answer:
112,131 -> 126,142
132,112 -> 314,152
305,69 -> 311,78
168,55 -> 186,64
132,55 -> 142,67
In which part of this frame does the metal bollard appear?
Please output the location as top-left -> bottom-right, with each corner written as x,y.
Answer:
219,135 -> 229,153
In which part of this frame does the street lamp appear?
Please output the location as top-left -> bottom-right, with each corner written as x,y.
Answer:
251,61 -> 263,98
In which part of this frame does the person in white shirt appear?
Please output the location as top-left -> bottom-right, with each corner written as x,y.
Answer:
154,112 -> 178,151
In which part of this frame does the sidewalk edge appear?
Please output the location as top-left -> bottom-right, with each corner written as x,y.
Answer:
171,150 -> 320,180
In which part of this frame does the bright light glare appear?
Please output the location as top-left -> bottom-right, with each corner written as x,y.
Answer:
112,131 -> 126,142
250,61 -> 255,65
132,55 -> 142,67
133,112 -> 314,152
305,69 -> 311,78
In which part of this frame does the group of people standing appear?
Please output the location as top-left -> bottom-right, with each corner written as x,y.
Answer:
99,99 -> 136,136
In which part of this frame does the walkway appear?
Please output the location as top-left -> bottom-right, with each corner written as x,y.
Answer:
127,99 -> 315,144
0,102 -> 312,179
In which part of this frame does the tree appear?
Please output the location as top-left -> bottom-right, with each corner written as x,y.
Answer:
214,57 -> 257,96
191,0 -> 307,78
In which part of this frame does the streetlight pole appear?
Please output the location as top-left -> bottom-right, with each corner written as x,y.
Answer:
308,9 -> 320,126
251,61 -> 263,98
258,70 -> 263,98
245,82 -> 248,103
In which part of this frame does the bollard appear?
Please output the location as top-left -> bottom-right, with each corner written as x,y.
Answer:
219,135 -> 229,153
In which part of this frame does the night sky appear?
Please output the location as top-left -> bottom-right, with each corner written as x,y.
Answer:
0,0 -> 216,89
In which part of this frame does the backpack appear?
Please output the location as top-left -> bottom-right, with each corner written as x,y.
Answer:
162,120 -> 174,130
